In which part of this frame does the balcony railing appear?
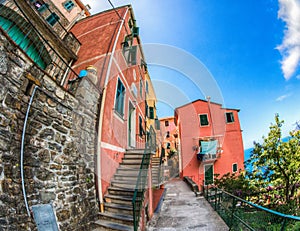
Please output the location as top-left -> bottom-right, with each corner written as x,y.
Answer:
0,0 -> 80,87
203,186 -> 300,230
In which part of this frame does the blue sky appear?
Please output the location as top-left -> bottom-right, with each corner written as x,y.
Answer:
81,0 -> 300,148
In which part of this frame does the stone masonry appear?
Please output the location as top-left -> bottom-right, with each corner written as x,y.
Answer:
0,30 -> 100,230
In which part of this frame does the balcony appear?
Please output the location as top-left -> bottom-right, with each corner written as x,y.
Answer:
194,138 -> 222,163
0,0 -> 80,87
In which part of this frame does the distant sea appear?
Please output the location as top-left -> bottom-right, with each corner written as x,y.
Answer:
244,137 -> 290,171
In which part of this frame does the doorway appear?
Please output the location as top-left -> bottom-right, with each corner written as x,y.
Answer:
128,102 -> 136,148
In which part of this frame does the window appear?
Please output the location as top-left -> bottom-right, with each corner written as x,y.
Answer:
166,131 -> 170,138
128,18 -> 134,29
165,121 -> 169,127
34,2 -> 48,12
0,15 -> 51,69
232,163 -> 238,173
63,1 -> 75,11
166,142 -> 171,149
115,79 -> 125,116
149,107 -> 154,119
199,114 -> 209,126
46,13 -> 60,26
145,81 -> 149,94
139,79 -> 143,97
122,36 -> 137,66
225,112 -> 234,123
139,116 -> 144,137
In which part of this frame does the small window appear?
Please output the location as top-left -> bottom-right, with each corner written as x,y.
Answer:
232,163 -> 238,173
166,142 -> 171,149
199,114 -> 209,126
139,116 -> 144,137
225,112 -> 234,123
128,18 -> 134,29
165,121 -> 169,127
139,79 -> 143,97
115,79 -> 125,116
63,1 -> 75,11
145,81 -> 149,94
46,13 -> 60,26
149,107 -> 154,119
166,131 -> 170,138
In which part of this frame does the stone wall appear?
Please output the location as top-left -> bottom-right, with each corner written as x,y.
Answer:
0,30 -> 99,230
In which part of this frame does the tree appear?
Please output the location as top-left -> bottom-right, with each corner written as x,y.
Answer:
246,114 -> 300,204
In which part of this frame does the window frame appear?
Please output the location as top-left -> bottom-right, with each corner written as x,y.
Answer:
225,112 -> 235,123
139,79 -> 143,98
63,0 -> 75,11
232,163 -> 238,173
46,13 -> 60,26
199,114 -> 209,126
114,78 -> 126,117
139,115 -> 144,137
149,106 -> 154,119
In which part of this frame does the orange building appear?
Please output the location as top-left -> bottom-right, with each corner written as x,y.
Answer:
175,99 -> 244,187
159,117 -> 179,158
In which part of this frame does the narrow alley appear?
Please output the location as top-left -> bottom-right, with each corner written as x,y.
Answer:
147,179 -> 228,231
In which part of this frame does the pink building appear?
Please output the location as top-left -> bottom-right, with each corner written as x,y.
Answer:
175,99 -> 244,187
70,5 -> 157,230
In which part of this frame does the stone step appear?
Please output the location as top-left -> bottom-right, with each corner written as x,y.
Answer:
94,219 -> 133,231
119,163 -> 142,169
108,186 -> 135,197
104,194 -> 140,206
125,149 -> 145,154
114,173 -> 138,181
98,212 -> 133,226
122,158 -> 143,164
111,180 -> 137,189
104,202 -> 133,215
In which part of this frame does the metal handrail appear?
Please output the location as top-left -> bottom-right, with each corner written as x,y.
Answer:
203,186 -> 300,230
132,125 -> 156,231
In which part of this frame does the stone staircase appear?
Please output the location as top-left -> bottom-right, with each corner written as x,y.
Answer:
151,157 -> 161,187
93,149 -> 147,231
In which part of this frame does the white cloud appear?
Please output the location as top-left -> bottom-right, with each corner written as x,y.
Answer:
277,0 -> 300,80
275,93 -> 291,101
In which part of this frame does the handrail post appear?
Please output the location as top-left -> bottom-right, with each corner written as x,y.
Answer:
280,218 -> 287,231
214,187 -> 217,210
230,197 -> 236,229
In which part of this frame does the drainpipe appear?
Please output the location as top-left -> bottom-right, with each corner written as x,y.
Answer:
96,7 -> 129,213
20,85 -> 38,217
20,83 -> 72,217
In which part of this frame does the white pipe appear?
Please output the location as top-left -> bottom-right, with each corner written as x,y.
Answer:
21,85 -> 38,217
96,7 -> 129,212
